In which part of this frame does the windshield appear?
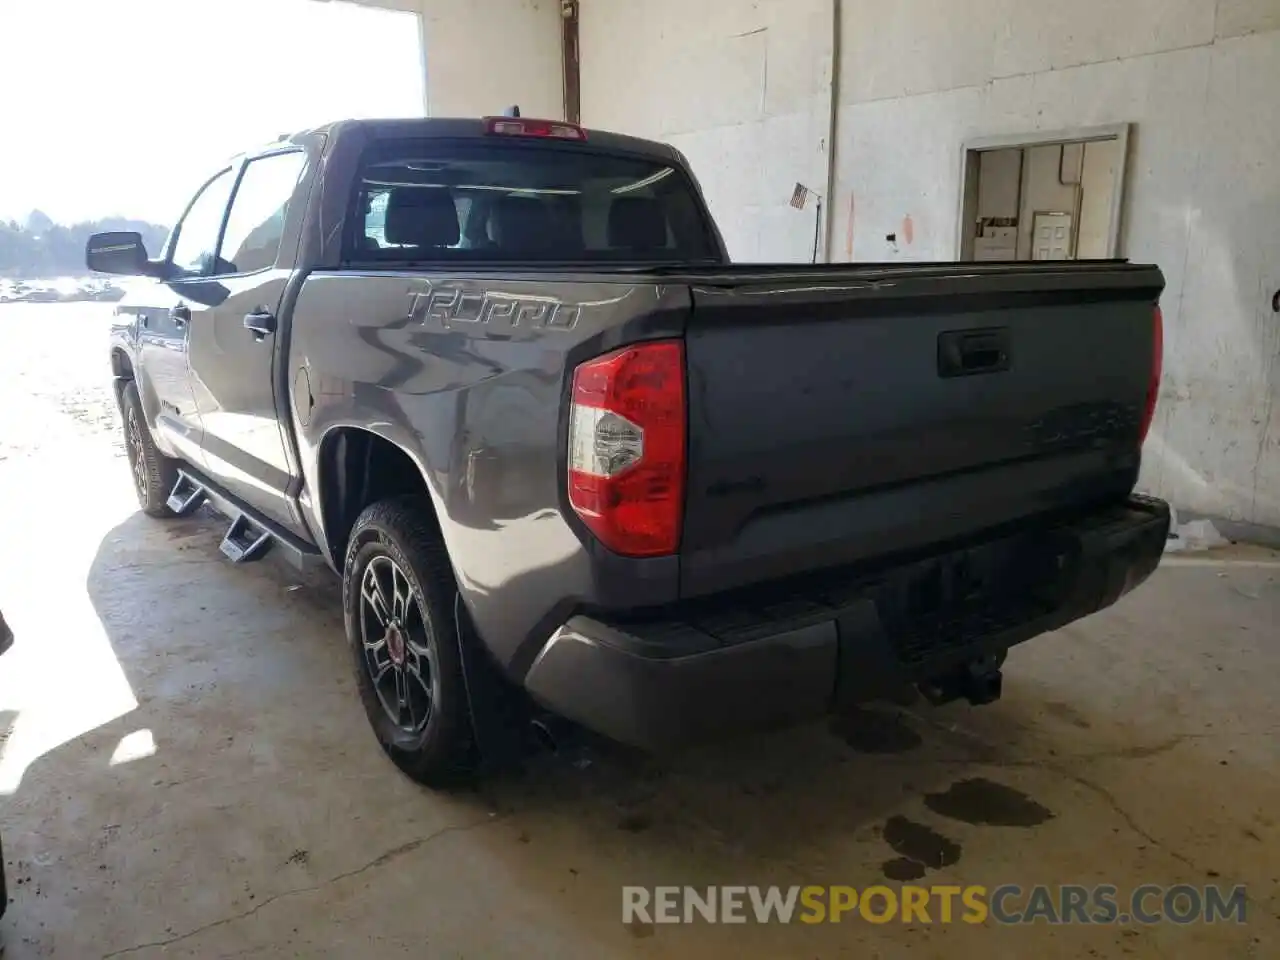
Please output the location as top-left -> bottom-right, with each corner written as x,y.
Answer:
346,140 -> 721,265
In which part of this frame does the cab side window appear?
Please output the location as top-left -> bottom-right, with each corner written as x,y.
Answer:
218,152 -> 308,275
169,169 -> 235,278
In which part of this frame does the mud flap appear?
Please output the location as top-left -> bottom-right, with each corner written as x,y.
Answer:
453,594 -> 531,772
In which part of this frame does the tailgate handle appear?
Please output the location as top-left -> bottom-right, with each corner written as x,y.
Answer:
938,328 -> 1010,377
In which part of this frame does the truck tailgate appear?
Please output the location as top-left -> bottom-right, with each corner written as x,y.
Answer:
679,263 -> 1164,597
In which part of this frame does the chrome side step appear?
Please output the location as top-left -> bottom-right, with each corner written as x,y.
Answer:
166,473 -> 207,516
220,514 -> 273,564
167,469 -> 325,573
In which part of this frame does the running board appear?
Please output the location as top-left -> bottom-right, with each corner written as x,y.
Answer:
168,469 -> 325,573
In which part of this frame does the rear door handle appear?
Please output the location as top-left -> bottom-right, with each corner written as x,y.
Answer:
169,304 -> 190,327
244,309 -> 277,338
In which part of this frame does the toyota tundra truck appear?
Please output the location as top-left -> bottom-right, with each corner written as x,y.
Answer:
87,115 -> 1170,786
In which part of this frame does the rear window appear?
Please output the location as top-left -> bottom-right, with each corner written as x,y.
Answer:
345,141 -> 720,264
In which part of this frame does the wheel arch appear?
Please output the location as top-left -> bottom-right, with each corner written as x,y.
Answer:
315,424 -> 448,569
110,347 -> 134,405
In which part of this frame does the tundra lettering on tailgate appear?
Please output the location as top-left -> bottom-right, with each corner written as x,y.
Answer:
406,283 -> 581,333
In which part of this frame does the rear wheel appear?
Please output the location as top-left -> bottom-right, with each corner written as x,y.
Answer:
120,381 -> 179,518
343,496 -> 474,787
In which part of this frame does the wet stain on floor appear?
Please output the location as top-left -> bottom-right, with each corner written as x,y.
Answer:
881,857 -> 928,881
882,816 -> 962,870
924,778 -> 1054,827
830,708 -> 923,754
626,919 -> 655,939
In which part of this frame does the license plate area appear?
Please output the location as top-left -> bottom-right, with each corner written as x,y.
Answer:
877,533 -> 1075,664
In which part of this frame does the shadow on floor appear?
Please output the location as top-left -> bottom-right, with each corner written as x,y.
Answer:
4,507 -> 1277,957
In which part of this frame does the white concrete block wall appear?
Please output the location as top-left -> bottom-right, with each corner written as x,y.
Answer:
419,0 -> 563,119
581,0 -> 837,263
582,0 -> 1280,531
1157,30 -> 1280,529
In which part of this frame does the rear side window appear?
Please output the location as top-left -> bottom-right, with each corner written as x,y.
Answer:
219,151 -> 308,274
345,141 -> 719,264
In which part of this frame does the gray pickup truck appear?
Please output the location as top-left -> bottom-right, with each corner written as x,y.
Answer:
88,115 -> 1170,786
1,608 -> 10,918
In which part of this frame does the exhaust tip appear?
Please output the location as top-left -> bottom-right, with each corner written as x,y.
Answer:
529,717 -> 559,754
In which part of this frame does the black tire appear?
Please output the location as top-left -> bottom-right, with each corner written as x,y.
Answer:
343,496 -> 474,787
120,381 -> 179,518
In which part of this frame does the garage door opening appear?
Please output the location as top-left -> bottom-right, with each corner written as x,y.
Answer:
957,125 -> 1130,262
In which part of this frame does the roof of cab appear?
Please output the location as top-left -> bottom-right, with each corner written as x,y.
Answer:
269,117 -> 680,163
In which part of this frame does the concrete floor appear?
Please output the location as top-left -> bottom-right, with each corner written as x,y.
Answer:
1,304 -> 1278,959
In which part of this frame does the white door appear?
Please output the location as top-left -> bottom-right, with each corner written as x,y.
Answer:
1032,212 -> 1074,260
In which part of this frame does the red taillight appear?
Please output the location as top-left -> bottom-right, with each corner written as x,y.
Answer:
1140,304 -> 1163,445
484,117 -> 587,141
567,340 -> 686,557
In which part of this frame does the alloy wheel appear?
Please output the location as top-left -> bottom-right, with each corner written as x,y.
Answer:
358,555 -> 439,734
126,407 -> 147,498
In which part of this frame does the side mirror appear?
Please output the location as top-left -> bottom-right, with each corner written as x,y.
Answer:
86,232 -> 151,276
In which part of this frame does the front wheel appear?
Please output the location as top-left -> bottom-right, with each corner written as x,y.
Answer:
343,497 -> 474,787
120,381 -> 179,517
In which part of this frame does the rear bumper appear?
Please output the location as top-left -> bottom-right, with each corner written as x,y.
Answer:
524,495 -> 1170,751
